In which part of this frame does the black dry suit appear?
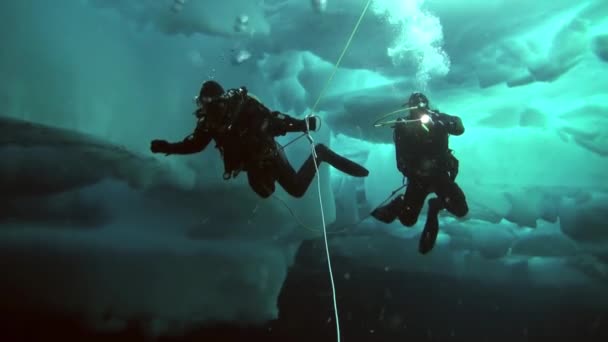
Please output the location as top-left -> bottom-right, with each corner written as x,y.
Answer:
150,86 -> 368,198
371,108 -> 469,254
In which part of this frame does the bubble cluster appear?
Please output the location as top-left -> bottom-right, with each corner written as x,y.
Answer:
371,0 -> 450,88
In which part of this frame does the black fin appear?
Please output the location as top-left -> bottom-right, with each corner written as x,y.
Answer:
315,144 -> 369,177
418,198 -> 442,254
371,196 -> 404,224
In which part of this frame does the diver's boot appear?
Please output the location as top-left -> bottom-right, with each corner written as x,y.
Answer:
314,144 -> 369,177
371,195 -> 405,224
418,197 -> 443,255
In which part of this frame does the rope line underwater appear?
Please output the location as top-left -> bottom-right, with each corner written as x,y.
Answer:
248,1 -> 438,337
307,117 -> 342,340
309,0 -> 373,116
300,1 -> 373,341
372,105 -> 428,127
272,182 -> 407,235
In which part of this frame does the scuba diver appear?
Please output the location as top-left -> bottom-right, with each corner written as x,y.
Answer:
371,92 -> 469,254
150,80 -> 369,198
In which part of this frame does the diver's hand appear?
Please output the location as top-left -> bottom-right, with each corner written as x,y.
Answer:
304,116 -> 317,131
420,113 -> 434,126
430,111 -> 445,126
150,139 -> 171,154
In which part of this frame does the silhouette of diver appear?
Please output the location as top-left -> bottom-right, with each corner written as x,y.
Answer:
150,80 -> 369,198
371,92 -> 469,254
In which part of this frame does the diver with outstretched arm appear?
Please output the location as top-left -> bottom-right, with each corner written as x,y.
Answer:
150,80 -> 369,198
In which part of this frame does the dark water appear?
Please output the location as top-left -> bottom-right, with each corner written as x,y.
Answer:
2,239 -> 606,342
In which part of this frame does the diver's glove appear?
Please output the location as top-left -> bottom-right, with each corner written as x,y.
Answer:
303,116 -> 318,132
150,139 -> 171,154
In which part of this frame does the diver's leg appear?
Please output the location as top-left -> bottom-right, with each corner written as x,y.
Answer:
276,143 -> 368,198
441,181 -> 469,218
397,182 -> 428,227
371,181 -> 427,225
435,177 -> 468,218
275,147 -> 312,198
247,166 -> 276,199
418,177 -> 468,254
